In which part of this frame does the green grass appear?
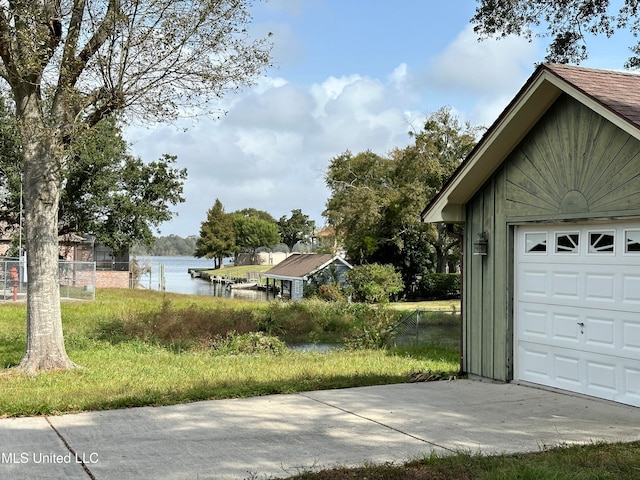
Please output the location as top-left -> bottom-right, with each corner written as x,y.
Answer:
388,299 -> 460,313
0,290 -> 459,417
204,264 -> 273,276
279,441 -> 640,479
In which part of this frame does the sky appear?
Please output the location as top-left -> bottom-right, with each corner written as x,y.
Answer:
125,0 -> 635,238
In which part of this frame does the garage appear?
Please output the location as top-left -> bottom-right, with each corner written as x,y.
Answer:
421,63 -> 640,407
516,223 -> 640,406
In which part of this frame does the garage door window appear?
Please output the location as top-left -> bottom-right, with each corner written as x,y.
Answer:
525,232 -> 547,253
555,233 -> 579,253
625,230 -> 640,253
588,231 -> 615,253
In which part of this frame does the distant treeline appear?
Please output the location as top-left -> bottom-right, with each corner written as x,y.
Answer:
131,234 -> 198,257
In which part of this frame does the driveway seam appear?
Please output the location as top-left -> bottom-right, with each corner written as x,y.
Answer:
44,417 -> 96,480
299,393 -> 457,454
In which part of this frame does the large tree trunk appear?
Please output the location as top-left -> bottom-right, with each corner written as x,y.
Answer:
16,100 -> 76,374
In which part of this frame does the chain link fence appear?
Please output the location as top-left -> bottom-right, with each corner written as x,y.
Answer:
0,257 -> 22,301
389,309 -> 460,347
0,257 -> 96,302
59,260 -> 96,300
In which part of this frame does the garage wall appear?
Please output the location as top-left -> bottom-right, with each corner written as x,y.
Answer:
464,94 -> 640,382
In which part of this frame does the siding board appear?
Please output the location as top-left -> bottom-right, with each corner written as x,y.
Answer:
481,184 -> 494,378
493,167 -> 508,381
467,196 -> 485,376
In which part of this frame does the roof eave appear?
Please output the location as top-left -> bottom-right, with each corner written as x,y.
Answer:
422,67 -> 563,224
263,273 -> 303,281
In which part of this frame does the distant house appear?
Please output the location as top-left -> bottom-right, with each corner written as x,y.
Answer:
263,253 -> 352,300
311,226 -> 340,254
0,226 -> 85,258
0,227 -> 131,288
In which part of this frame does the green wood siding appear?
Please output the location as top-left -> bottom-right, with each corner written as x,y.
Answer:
465,170 -> 511,381
463,94 -> 640,381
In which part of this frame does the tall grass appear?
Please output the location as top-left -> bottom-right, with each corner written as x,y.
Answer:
0,289 -> 460,416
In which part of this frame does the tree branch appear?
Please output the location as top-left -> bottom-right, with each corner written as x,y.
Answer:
60,0 -> 121,89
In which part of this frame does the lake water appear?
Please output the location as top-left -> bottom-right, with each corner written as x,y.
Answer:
133,255 -> 270,300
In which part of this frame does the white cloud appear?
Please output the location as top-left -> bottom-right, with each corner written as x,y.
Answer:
422,25 -> 539,127
127,22 -> 543,237
389,63 -> 409,90
427,25 -> 538,94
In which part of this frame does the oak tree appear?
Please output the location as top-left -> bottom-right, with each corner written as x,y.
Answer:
0,1 -> 271,373
324,108 -> 478,287
61,119 -> 187,253
0,114 -> 187,254
472,0 -> 640,66
231,209 -> 280,259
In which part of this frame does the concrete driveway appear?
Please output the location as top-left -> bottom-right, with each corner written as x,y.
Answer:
0,381 -> 638,479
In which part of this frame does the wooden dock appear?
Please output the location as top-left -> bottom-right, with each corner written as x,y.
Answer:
188,269 -> 265,290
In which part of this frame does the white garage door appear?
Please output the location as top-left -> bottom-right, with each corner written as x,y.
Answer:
516,223 -> 640,407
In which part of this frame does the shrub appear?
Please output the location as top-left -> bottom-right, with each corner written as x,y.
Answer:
418,273 -> 461,300
346,264 -> 404,303
261,299 -> 354,343
104,299 -> 263,348
316,284 -> 347,302
343,306 -> 401,350
212,331 -> 287,355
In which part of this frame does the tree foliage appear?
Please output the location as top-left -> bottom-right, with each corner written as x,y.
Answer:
194,204 -> 318,263
323,149 -> 392,263
0,97 -> 21,227
63,119 -> 187,253
472,0 -> 640,67
323,108 -> 479,289
132,235 -> 198,256
231,210 -> 280,256
0,1 -> 272,373
0,112 -> 186,255
277,209 -> 316,249
195,199 -> 235,268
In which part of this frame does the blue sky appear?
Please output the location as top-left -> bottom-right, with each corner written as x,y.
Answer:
126,1 -> 635,238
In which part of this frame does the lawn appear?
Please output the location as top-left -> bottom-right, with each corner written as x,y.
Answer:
197,264 -> 274,283
278,441 -> 640,480
388,299 -> 460,312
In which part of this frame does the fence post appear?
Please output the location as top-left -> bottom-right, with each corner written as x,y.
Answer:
159,263 -> 166,291
10,265 -> 18,301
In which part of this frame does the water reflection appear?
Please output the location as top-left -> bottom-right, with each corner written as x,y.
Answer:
288,343 -> 343,353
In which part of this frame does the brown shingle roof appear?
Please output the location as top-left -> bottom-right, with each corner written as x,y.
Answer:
264,253 -> 336,279
544,63 -> 640,128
